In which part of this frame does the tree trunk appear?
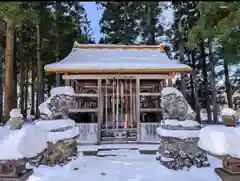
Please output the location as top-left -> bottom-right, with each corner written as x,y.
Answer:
146,4 -> 155,45
31,62 -> 36,115
178,20 -> 186,98
36,23 -> 44,116
23,62 -> 29,117
223,58 -> 232,108
208,37 -> 218,123
4,20 -> 14,121
188,52 -> 195,110
19,24 -> 24,114
0,33 -> 3,122
12,29 -> 17,108
55,1 -> 61,86
200,39 -> 211,121
191,51 -> 201,122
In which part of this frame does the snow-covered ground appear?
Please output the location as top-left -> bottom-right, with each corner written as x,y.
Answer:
0,124 -> 237,181
27,149 -> 222,181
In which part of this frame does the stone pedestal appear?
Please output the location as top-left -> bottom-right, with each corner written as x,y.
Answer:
32,119 -> 79,167
6,109 -> 24,130
215,156 -> 240,181
156,121 -> 209,170
0,160 -> 33,181
222,115 -> 237,127
215,168 -> 240,181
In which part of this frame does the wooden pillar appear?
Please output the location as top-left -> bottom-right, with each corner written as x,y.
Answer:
116,78 -> 119,129
70,79 -> 74,89
112,79 -> 115,128
136,78 -> 140,142
97,79 -> 102,143
64,73 -> 70,86
130,78 -> 133,128
167,72 -> 173,87
105,79 -> 108,129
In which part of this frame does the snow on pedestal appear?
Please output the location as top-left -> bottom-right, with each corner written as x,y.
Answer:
35,119 -> 79,143
0,124 -> 47,160
35,119 -> 76,132
157,120 -> 200,139
221,107 -> 236,117
221,107 -> 238,126
198,125 -> 240,158
9,108 -> 23,118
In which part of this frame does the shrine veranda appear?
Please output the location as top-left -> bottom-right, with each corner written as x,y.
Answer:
44,42 -> 192,144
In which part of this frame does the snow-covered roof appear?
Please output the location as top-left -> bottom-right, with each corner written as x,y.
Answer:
44,42 -> 192,73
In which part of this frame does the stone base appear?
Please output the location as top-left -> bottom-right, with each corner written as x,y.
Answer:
0,169 -> 33,181
159,136 -> 199,155
222,115 -> 237,127
215,168 -> 240,181
158,136 -> 209,170
29,139 -> 78,167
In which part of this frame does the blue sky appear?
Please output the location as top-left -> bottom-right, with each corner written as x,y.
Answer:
82,2 -> 173,43
81,2 -> 103,42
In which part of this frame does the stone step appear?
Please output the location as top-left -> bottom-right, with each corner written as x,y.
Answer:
101,136 -> 137,142
97,149 -> 140,157
100,140 -> 137,144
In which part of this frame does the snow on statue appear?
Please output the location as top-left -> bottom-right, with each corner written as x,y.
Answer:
38,86 -> 76,120
156,87 -> 210,170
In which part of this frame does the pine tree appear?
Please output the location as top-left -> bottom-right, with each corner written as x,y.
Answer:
99,2 -> 141,44
168,2 -> 200,99
188,2 -> 240,120
0,2 -> 37,120
0,2 -> 94,119
137,2 -> 165,45
166,2 -> 201,121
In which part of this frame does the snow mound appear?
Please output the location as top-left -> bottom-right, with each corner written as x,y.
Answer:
221,107 -> 236,116
156,127 -> 200,139
198,125 -> 240,157
162,119 -> 200,127
47,126 -> 79,143
35,119 -> 76,131
0,126 -> 10,139
9,108 -> 23,118
50,86 -> 74,97
0,124 -> 47,160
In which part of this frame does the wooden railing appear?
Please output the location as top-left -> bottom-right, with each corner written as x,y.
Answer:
76,123 -> 98,144
139,122 -> 161,143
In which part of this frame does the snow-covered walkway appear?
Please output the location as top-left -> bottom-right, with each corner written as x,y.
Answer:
28,149 -> 222,181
